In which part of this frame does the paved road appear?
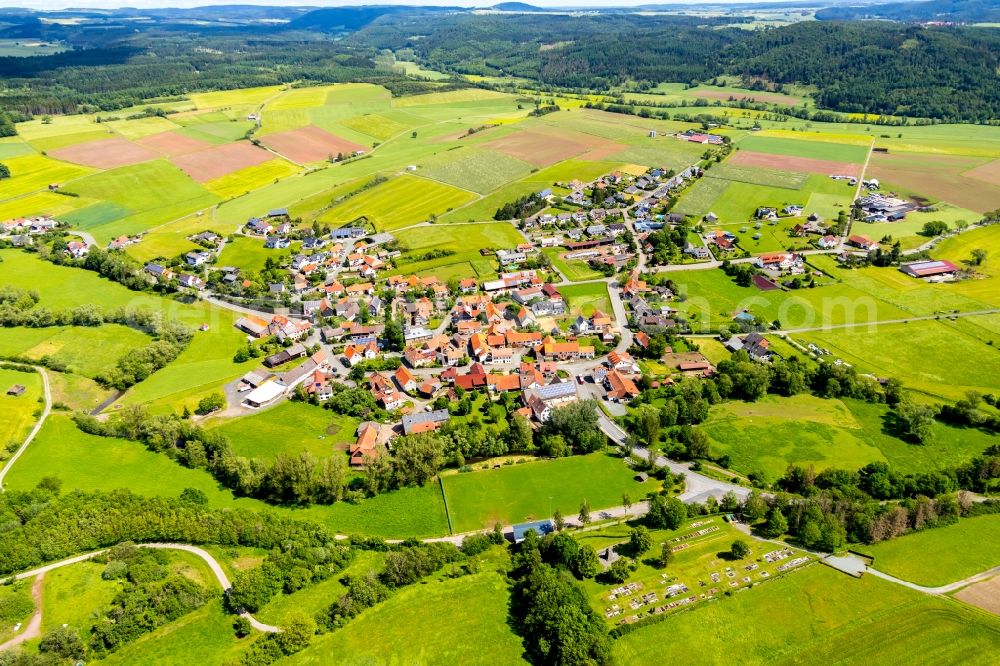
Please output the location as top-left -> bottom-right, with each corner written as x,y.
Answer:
596,414 -> 751,504
823,553 -> 1000,595
0,367 -> 51,491
0,542 -> 280,643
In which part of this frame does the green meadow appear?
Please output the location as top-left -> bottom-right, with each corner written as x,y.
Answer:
390,222 -> 524,280
859,514 -> 1000,587
288,570 -> 526,666
0,367 -> 42,451
700,395 -> 996,482
614,564 -> 1000,665
207,401 -> 359,461
5,414 -> 449,538
441,453 -> 651,532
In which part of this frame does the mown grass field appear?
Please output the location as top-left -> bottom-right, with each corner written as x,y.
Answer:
64,160 -> 219,242
859,514 -> 1000,587
207,401 -> 359,461
700,394 -> 883,481
318,174 -> 476,231
391,222 -> 523,280
544,248 -> 605,282
0,367 -> 42,452
287,571 -> 527,666
669,267 -> 910,332
798,319 -> 1000,399
613,564 -> 1000,665
442,453 -> 651,532
217,236 -> 295,273
737,135 -> 870,163
0,325 -> 151,378
936,225 -> 1000,277
560,282 -> 613,318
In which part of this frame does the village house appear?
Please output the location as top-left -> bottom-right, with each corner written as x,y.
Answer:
848,234 -> 879,252
185,250 -> 212,267
177,274 -> 205,291
64,240 -> 89,259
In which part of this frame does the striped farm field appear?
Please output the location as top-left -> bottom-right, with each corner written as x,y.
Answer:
204,158 -> 301,199
393,88 -> 513,107
104,116 -> 180,140
738,135 -> 870,163
318,174 -> 476,231
27,129 -> 116,152
419,147 -> 534,193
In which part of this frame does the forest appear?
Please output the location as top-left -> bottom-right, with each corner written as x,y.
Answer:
1,7 -> 999,121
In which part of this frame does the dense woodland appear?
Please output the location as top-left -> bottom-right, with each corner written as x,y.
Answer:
1,8 -> 999,121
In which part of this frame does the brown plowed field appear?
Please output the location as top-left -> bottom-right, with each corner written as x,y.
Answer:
137,131 -> 212,156
954,576 -> 1000,616
869,152 -> 1000,214
729,150 -> 861,177
50,137 -> 160,169
582,142 -> 630,161
484,129 -> 593,167
260,125 -> 366,163
171,142 -> 273,182
963,157 -> 1000,187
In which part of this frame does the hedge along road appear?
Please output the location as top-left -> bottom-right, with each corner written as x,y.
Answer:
0,366 -> 51,492
0,542 -> 281,651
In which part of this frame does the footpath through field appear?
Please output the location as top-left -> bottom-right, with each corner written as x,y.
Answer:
0,367 -> 51,491
0,542 -> 280,649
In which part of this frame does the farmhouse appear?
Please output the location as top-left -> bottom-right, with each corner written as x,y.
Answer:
242,379 -> 286,409
263,343 -> 307,368
330,226 -> 365,240
899,259 -> 959,280
523,380 -> 579,422
604,370 -> 640,402
847,234 -> 879,252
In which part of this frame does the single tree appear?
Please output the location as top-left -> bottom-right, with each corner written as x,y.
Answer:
622,492 -> 632,517
730,539 -> 751,559
658,542 -> 674,568
578,500 -> 591,527
628,526 -> 653,557
553,508 -> 566,532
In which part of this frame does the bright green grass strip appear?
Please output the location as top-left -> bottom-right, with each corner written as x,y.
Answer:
442,453 -> 651,533
858,514 -> 1000,587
